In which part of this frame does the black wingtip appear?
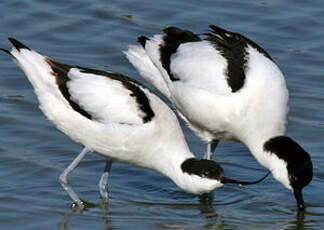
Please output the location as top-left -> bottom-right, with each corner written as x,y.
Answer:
163,26 -> 181,33
209,25 -> 231,36
137,36 -> 149,48
162,26 -> 200,42
0,48 -> 11,55
8,38 -> 30,51
209,25 -> 223,31
209,25 -> 219,30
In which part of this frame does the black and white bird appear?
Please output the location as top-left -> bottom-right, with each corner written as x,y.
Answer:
125,25 -> 313,210
0,38 -> 268,209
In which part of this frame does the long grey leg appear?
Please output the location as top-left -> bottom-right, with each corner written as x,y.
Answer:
204,140 -> 219,160
59,147 -> 88,209
99,159 -> 112,201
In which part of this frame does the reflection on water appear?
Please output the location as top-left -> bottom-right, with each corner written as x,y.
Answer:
1,0 -> 324,229
56,198 -> 315,230
59,202 -> 111,230
293,212 -> 307,230
58,199 -> 220,230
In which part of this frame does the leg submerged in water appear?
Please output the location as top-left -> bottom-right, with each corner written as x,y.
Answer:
59,147 -> 89,209
204,140 -> 219,160
99,159 -> 113,201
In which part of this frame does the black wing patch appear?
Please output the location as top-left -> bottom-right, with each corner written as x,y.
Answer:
205,25 -> 273,93
205,26 -> 247,92
45,59 -> 155,123
159,27 -> 201,81
45,58 -> 93,119
121,79 -> 155,123
208,26 -> 272,60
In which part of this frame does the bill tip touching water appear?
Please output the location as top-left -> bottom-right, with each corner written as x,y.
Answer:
1,37 -> 269,210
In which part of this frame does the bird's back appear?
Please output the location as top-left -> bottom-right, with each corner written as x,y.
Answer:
6,39 -> 192,171
126,26 -> 289,143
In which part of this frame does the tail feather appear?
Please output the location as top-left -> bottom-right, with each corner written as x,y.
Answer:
8,38 -> 31,51
2,38 -> 63,96
137,36 -> 149,48
124,45 -> 170,99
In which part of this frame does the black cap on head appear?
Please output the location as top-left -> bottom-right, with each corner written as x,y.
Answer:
181,158 -> 224,180
264,136 -> 313,210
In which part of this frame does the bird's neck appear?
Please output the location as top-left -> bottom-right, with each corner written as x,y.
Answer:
155,148 -> 194,188
245,136 -> 274,169
241,118 -> 286,167
244,132 -> 277,168
153,148 -> 220,194
244,135 -> 292,190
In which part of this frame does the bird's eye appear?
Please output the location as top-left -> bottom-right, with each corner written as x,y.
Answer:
203,170 -> 210,177
289,175 -> 298,182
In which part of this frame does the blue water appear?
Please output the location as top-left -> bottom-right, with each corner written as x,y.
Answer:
1,0 -> 324,229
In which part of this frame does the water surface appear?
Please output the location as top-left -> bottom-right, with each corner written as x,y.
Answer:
1,0 -> 324,229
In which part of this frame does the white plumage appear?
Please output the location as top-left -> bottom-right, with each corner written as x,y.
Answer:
67,69 -> 145,125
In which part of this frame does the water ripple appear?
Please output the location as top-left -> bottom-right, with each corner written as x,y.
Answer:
1,0 -> 324,229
